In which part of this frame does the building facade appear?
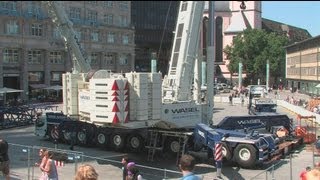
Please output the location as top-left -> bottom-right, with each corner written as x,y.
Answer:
286,36 -> 320,96
0,1 -> 135,100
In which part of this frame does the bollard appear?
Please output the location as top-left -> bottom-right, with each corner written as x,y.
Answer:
271,164 -> 275,180
163,168 -> 167,180
27,147 -> 31,180
290,153 -> 292,180
214,143 -> 223,178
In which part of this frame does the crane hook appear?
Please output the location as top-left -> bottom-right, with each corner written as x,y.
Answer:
240,1 -> 246,10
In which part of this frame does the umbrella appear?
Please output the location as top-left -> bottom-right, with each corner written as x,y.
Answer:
44,85 -> 63,91
0,87 -> 24,94
0,87 -> 24,106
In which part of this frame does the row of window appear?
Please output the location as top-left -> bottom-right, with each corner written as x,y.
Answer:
0,1 -> 129,12
85,1 -> 129,10
287,53 -> 320,65
3,49 -> 129,65
4,20 -> 132,45
29,71 -> 62,82
287,67 -> 320,76
69,7 -> 129,27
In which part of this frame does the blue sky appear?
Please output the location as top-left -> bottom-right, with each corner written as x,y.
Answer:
262,1 -> 320,37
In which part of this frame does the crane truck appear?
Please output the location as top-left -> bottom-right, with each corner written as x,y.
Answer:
248,85 -> 278,115
35,1 -> 286,168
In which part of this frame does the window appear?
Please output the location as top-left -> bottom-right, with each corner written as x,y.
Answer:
104,14 -> 113,25
49,51 -> 63,64
69,7 -> 81,20
91,32 -> 99,42
29,72 -> 44,82
75,30 -> 81,40
31,24 -> 42,36
0,1 -> 17,11
104,53 -> 114,65
89,53 -> 98,65
119,2 -> 129,10
119,15 -> 128,27
51,72 -> 62,81
3,49 -> 18,63
88,1 -> 97,5
87,10 -> 97,22
181,1 -> 188,11
122,35 -> 129,44
107,32 -> 115,43
104,1 -> 113,8
53,27 -> 61,39
28,50 -> 42,64
6,20 -> 18,35
119,54 -> 128,65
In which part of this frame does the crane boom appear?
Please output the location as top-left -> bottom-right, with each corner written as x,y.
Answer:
163,1 -> 205,102
42,1 -> 91,73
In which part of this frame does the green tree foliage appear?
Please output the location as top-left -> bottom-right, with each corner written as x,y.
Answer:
224,29 -> 289,85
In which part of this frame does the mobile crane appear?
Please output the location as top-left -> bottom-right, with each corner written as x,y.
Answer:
35,1 -> 284,168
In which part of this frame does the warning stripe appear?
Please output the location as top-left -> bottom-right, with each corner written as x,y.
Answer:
214,143 -> 222,161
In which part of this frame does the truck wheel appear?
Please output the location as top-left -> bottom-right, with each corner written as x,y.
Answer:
110,133 -> 125,151
96,131 -> 108,148
77,129 -> 87,145
221,142 -> 232,161
165,137 -> 180,154
234,144 -> 257,168
126,134 -> 144,152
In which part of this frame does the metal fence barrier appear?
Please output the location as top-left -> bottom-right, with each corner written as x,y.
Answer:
5,143 -> 183,180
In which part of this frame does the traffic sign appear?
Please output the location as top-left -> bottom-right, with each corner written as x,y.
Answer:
51,125 -> 59,140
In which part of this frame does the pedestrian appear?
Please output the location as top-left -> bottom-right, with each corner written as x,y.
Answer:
35,148 -> 49,180
121,156 -> 131,180
127,162 -> 143,180
179,154 -> 202,180
229,94 -> 233,105
305,167 -> 320,180
74,164 -> 98,180
40,151 -> 59,180
0,139 -> 10,180
300,166 -> 311,180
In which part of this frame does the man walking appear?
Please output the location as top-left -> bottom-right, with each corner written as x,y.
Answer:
0,139 -> 10,180
179,154 -> 202,180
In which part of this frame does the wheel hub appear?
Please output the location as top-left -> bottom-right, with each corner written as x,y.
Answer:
239,148 -> 251,161
170,141 -> 180,153
130,137 -> 140,148
97,134 -> 106,144
113,135 -> 122,146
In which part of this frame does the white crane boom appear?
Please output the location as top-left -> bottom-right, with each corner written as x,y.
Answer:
42,1 -> 91,73
163,1 -> 205,102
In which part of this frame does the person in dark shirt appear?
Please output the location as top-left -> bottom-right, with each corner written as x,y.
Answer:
0,139 -> 9,180
121,156 -> 130,180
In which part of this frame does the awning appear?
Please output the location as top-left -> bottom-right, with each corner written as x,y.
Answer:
44,85 -> 63,91
29,84 -> 48,89
0,87 -> 24,94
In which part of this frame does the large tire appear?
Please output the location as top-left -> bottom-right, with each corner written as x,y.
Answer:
165,137 -> 180,155
233,144 -> 257,168
96,130 -> 108,148
221,142 -> 232,161
76,124 -> 96,146
110,133 -> 125,151
126,134 -> 144,152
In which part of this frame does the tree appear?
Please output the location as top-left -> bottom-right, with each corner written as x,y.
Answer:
224,29 -> 289,86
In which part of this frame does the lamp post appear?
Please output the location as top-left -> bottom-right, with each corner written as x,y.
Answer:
266,59 -> 270,91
